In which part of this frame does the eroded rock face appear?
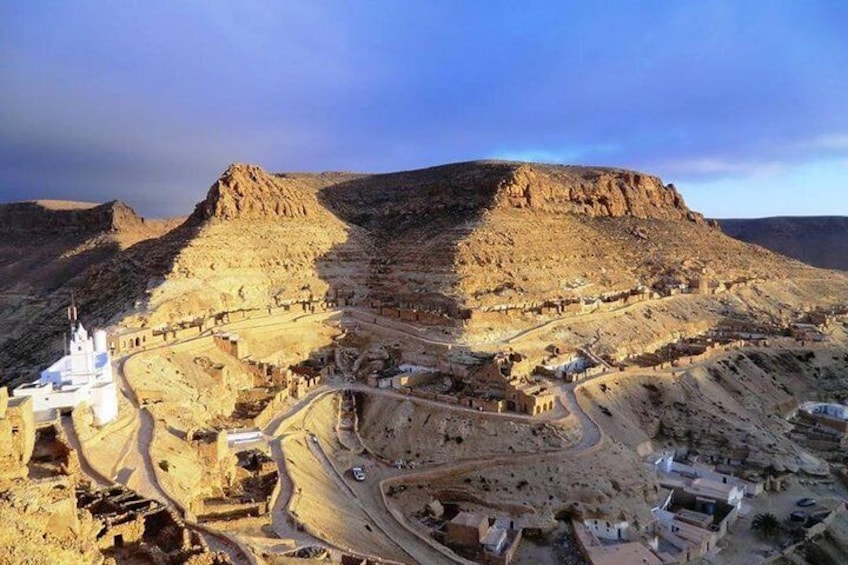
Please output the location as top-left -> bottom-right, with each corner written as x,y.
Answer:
190,163 -> 318,222
492,164 -> 704,222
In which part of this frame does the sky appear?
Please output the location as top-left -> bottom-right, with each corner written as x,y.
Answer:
1,1 -> 847,219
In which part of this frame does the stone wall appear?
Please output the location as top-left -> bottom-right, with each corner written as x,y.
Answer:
196,498 -> 268,522
252,389 -> 291,430
0,391 -> 35,483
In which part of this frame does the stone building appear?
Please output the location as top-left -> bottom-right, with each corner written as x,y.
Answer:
77,485 -> 222,562
798,401 -> 848,434
469,353 -> 556,416
444,511 -> 523,565
213,332 -> 250,359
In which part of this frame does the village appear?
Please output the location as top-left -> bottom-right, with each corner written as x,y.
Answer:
1,290 -> 846,565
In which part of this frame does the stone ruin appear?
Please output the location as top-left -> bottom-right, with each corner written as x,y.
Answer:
0,387 -> 35,484
77,484 -> 232,563
194,448 -> 278,523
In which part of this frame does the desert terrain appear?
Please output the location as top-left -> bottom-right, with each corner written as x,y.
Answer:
2,160 -> 848,564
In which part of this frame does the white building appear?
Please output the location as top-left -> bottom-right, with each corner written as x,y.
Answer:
800,401 -> 848,422
687,478 -> 744,510
653,451 -> 762,497
13,322 -> 118,425
583,515 -> 630,541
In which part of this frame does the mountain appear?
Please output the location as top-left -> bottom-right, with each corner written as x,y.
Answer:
0,200 -> 180,293
719,216 -> 848,271
2,162 -> 848,378
0,200 -> 181,377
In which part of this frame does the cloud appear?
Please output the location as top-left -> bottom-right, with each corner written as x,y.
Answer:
2,2 -> 848,216
659,157 -> 787,179
802,133 -> 848,151
681,155 -> 848,218
488,143 -> 621,165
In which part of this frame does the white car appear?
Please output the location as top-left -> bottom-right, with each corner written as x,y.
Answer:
351,466 -> 366,481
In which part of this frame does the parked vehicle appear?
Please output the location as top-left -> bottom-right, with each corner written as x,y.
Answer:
796,498 -> 817,507
790,510 -> 808,522
351,466 -> 366,481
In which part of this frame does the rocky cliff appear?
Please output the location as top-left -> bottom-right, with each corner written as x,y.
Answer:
492,163 -> 709,222
188,163 -> 361,222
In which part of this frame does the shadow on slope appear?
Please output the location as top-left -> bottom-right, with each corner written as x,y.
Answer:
316,161 -> 519,320
0,215 -> 199,383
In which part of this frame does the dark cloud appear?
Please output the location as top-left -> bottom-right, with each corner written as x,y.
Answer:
1,1 -> 847,217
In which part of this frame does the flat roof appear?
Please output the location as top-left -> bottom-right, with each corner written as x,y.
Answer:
690,478 -> 737,495
675,509 -> 713,528
451,511 -> 487,527
585,542 -> 662,565
110,327 -> 147,336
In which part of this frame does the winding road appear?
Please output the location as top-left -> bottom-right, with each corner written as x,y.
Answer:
74,305 -> 652,564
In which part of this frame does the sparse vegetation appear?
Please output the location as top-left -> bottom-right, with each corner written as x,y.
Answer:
751,512 -> 781,539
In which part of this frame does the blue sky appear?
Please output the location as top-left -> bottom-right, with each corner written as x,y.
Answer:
1,1 -> 847,218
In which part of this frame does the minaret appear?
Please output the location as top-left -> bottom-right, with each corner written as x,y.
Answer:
66,296 -> 95,377
67,293 -> 79,332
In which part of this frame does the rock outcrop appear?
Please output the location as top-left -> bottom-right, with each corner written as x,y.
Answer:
492,163 -> 707,222
189,163 -> 333,222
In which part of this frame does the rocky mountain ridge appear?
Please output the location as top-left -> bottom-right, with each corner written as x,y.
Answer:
2,160 -> 848,377
0,200 -> 153,235
188,163 -> 359,222
0,200 -> 182,376
314,160 -> 712,230
720,216 -> 848,271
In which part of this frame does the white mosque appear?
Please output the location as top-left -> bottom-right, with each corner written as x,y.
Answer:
13,312 -> 118,425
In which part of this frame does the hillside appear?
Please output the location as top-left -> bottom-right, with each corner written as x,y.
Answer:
0,200 -> 181,378
720,216 -> 848,271
3,162 -> 848,378
0,199 -> 182,294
